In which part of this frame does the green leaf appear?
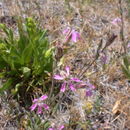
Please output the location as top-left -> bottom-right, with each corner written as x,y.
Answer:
17,18 -> 29,52
11,83 -> 21,95
0,23 -> 6,29
0,72 -> 5,78
43,121 -> 51,129
0,78 -> 14,93
122,55 -> 130,79
0,56 -> 6,69
123,56 -> 130,69
122,65 -> 130,78
38,30 -> 47,43
21,42 -> 33,65
44,48 -> 53,59
21,67 -> 31,78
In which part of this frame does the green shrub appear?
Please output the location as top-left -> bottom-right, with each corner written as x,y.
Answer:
0,17 -> 54,99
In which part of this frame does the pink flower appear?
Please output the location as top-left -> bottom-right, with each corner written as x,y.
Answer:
111,17 -> 121,26
49,125 -> 65,130
54,66 -> 82,92
63,27 -> 70,35
30,95 -> 49,114
63,27 -> 80,43
71,30 -> 80,42
59,125 -> 65,130
127,43 -> 130,48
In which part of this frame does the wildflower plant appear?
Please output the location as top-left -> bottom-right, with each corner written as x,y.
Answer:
63,27 -> 80,43
54,66 -> 82,92
54,66 -> 95,96
0,17 -> 54,99
30,95 -> 49,114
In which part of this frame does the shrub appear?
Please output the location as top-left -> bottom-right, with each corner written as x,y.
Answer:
0,17 -> 54,102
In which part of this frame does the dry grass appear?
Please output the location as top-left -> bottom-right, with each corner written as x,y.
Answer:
0,0 -> 130,129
